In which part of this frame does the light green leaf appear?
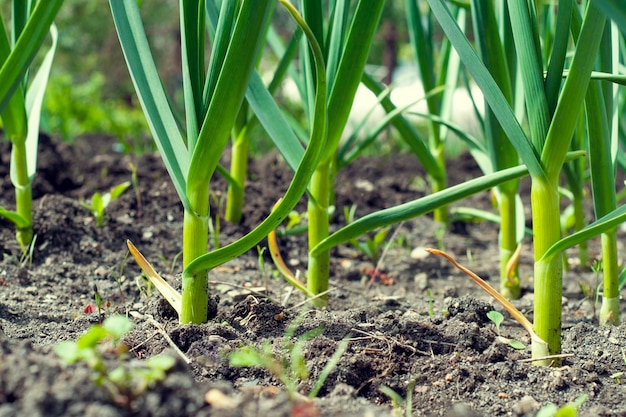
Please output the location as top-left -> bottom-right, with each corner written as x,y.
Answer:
0,207 -> 29,228
539,204 -> 626,263
22,24 -> 58,181
110,181 -> 131,200
103,315 -> 133,340
311,165 -> 529,255
487,310 -> 504,328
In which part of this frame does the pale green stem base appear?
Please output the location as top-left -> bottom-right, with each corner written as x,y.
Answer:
180,208 -> 209,324
531,180 -> 562,364
307,163 -> 331,308
225,130 -> 249,224
600,296 -> 619,326
599,230 -> 619,325
12,141 -> 33,250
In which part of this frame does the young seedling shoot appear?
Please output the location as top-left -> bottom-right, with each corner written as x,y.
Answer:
55,315 -> 176,407
81,181 -> 130,227
486,310 -> 525,350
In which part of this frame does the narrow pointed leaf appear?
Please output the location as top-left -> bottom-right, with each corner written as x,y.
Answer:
109,0 -> 190,210
427,0 -> 545,180
21,24 -> 58,181
539,204 -> 626,263
310,165 -> 529,256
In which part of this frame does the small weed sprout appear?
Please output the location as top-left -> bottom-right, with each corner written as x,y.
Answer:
229,316 -> 349,400
487,310 -> 525,350
379,377 -> 417,417
135,273 -> 153,302
81,181 -> 131,227
427,288 -> 434,317
55,315 -> 175,407
579,259 -> 604,322
610,348 -> 626,384
535,394 -> 587,417
344,204 -> 391,264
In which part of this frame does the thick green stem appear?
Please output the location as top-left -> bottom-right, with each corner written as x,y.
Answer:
225,128 -> 250,224
12,140 -> 33,249
498,186 -> 520,299
181,194 -> 209,323
307,162 -> 330,307
599,229 -> 619,325
531,179 -> 562,364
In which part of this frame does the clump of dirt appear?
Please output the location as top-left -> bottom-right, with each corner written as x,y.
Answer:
1,134 -> 626,416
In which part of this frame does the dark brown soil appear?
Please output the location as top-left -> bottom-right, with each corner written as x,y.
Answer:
1,134 -> 626,417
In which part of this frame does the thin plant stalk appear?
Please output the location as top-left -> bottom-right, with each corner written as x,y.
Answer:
225,122 -> 250,224
470,0 -> 521,299
585,21 -> 620,325
307,163 -> 331,305
301,0 -> 384,307
405,0 -> 462,225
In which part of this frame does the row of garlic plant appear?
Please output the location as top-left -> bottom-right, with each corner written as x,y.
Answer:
315,0 -> 626,364
3,0 -> 626,368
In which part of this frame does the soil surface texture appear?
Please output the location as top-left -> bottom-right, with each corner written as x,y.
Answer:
1,135 -> 626,417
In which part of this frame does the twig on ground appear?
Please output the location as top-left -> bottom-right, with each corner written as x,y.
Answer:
129,311 -> 191,364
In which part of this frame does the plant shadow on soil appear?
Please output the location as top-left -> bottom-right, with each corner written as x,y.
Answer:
2,134 -> 626,417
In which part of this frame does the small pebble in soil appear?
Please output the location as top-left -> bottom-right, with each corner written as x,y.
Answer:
516,395 -> 540,416
204,388 -> 237,410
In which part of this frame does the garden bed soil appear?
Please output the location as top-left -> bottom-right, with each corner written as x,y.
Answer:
2,134 -> 626,416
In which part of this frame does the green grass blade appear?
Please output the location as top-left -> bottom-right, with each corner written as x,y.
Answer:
544,0 -> 572,115
406,0 -> 439,116
0,12 -> 27,148
427,0 -> 545,180
246,72 -> 304,173
109,0 -> 190,210
11,0 -> 30,46
325,0 -> 348,91
539,204 -> 626,263
310,165 -> 529,256
0,207 -> 29,228
203,0 -> 236,122
508,0 -> 550,155
360,73 -> 443,180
